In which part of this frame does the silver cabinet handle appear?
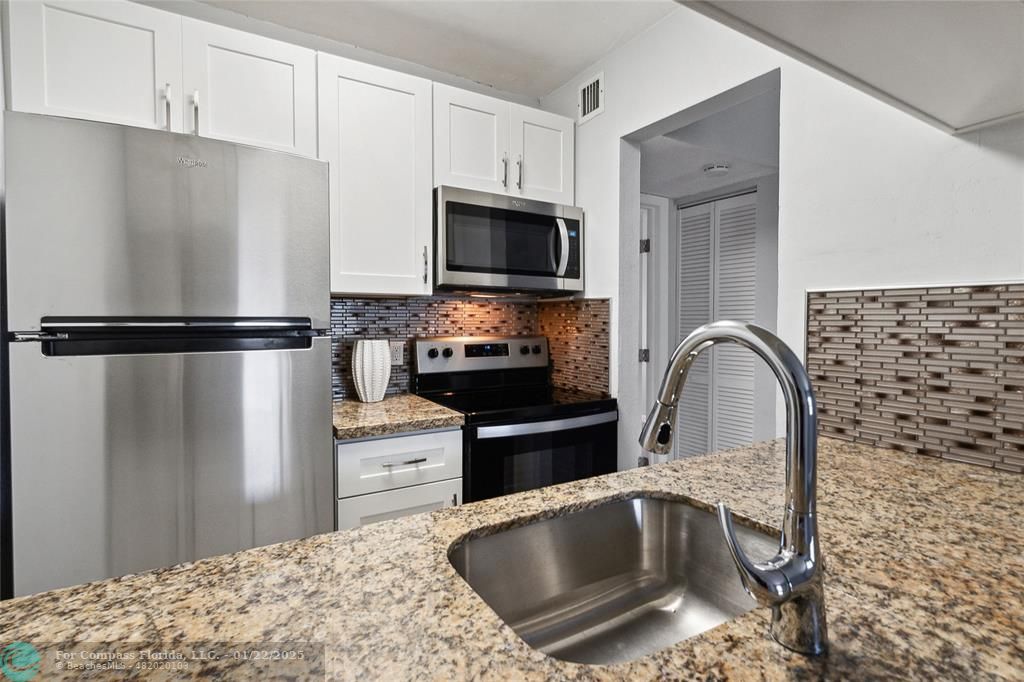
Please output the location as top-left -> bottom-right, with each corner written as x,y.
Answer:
502,155 -> 509,188
422,245 -> 428,285
451,493 -> 458,507
477,410 -> 617,439
555,218 -> 570,276
164,83 -> 172,131
381,457 -> 428,468
516,156 -> 523,190
192,89 -> 200,135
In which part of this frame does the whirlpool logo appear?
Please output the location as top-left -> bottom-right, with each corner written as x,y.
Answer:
176,156 -> 208,169
0,642 -> 40,682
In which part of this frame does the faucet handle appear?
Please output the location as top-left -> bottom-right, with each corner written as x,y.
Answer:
716,502 -> 791,606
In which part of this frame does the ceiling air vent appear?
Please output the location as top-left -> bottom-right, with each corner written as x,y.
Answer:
577,72 -> 604,124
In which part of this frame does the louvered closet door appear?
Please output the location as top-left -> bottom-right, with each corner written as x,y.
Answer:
712,194 -> 758,450
675,204 -> 713,457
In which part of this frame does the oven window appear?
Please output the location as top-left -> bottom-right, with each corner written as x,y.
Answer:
446,201 -> 568,276
467,418 -> 617,502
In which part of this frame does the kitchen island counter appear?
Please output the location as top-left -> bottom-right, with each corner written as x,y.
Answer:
1,438 -> 1020,680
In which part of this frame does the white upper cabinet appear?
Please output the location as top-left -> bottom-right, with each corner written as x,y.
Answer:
7,0 -> 183,131
318,54 -> 433,295
510,106 -> 575,205
434,83 -> 574,204
181,20 -> 317,156
433,84 -> 511,195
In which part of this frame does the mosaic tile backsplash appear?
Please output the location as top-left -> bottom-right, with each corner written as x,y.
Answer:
538,299 -> 612,395
807,284 -> 1024,473
330,297 -> 610,400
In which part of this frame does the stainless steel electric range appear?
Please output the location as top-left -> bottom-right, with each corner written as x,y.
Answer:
412,336 -> 618,503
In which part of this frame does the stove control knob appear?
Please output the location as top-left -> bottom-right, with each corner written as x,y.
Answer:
531,345 -> 542,355
442,347 -> 454,358
520,345 -> 531,355
427,348 -> 439,359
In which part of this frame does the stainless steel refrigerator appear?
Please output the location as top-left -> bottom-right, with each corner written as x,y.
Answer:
0,112 -> 334,598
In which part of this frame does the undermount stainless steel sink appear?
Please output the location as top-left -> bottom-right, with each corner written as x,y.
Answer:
448,495 -> 777,665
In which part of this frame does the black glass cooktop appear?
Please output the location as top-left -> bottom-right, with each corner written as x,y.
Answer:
420,385 -> 617,426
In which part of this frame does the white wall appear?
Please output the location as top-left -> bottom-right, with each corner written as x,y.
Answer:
542,7 -> 1024,442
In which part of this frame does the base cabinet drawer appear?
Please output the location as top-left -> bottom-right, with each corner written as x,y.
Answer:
336,429 -> 462,498
336,478 -> 461,530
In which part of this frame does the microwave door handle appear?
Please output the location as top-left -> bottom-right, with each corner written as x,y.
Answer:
555,218 -> 570,276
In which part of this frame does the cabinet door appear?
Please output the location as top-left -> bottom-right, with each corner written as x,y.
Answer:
433,84 -> 511,194
181,19 -> 316,156
510,105 -> 575,204
318,54 -> 433,295
7,0 -> 183,131
336,478 -> 461,531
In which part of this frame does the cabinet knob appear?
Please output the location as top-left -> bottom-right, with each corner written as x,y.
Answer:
192,90 -> 201,135
163,83 -> 173,131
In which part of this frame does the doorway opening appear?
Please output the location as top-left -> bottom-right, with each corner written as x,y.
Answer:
620,70 -> 780,465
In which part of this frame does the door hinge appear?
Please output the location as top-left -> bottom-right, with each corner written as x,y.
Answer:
639,238 -> 651,254
639,348 -> 650,363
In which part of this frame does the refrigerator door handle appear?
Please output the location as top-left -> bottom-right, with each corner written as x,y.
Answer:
11,331 -> 68,342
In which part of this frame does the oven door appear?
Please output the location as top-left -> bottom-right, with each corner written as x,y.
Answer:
465,410 -> 617,502
435,186 -> 583,293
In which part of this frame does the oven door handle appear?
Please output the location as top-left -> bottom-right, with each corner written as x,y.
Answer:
476,410 -> 617,439
555,218 -> 570,277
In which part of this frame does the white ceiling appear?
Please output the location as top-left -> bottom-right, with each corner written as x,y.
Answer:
640,136 -> 775,199
200,0 -> 677,99
689,0 -> 1024,133
640,88 -> 779,199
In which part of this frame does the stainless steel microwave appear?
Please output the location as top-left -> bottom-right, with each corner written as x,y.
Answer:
434,186 -> 584,295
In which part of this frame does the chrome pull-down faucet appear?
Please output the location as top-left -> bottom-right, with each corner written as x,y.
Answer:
639,321 -> 828,656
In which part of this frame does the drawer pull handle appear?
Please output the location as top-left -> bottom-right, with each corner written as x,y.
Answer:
381,457 -> 428,469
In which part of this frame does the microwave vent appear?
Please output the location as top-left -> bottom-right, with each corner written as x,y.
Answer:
577,72 -> 604,124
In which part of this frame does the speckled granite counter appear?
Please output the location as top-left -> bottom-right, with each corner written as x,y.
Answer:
333,393 -> 463,440
1,438 -> 1021,680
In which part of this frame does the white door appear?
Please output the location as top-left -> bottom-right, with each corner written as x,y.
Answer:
675,202 -> 713,458
181,19 -> 317,156
433,84 -> 511,194
510,105 -> 574,204
7,0 -> 183,131
318,54 -> 433,295
673,193 -> 759,456
711,195 -> 758,450
336,478 -> 461,531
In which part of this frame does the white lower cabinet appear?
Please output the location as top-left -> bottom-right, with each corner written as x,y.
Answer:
337,478 -> 461,531
335,429 -> 463,531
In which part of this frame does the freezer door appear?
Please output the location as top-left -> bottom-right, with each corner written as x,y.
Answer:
8,338 -> 333,597
3,112 -> 329,330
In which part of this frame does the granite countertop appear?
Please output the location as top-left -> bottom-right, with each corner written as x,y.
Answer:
333,393 -> 464,440
1,438 -> 1021,680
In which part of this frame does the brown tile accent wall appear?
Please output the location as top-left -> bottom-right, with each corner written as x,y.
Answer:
538,299 -> 611,395
807,285 -> 1024,473
330,297 -> 537,399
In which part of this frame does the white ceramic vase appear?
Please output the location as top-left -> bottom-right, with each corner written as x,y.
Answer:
352,340 -> 391,402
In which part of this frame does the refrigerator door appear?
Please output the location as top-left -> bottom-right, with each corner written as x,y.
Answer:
3,112 -> 329,330
8,337 -> 333,597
